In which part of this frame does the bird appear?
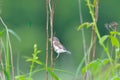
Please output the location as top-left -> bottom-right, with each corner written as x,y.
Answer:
52,36 -> 71,59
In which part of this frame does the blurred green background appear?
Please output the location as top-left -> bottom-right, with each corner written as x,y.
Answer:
1,0 -> 120,79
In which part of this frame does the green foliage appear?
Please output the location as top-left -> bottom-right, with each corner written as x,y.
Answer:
81,59 -> 120,79
15,75 -> 34,80
0,16 -> 16,80
93,0 -> 97,6
26,44 -> 42,65
48,68 -> 61,80
77,22 -> 93,30
15,75 -> 26,80
99,31 -> 120,48
112,77 -> 120,80
26,44 -> 42,79
77,0 -> 120,79
0,29 -> 5,37
110,36 -> 119,47
82,59 -> 109,75
15,44 -> 61,80
99,35 -> 109,44
110,31 -> 120,35
15,44 -> 44,80
15,44 -> 62,80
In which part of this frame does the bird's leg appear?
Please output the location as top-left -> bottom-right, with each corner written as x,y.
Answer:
56,53 -> 60,59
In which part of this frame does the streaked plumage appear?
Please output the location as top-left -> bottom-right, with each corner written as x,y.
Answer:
52,37 -> 71,58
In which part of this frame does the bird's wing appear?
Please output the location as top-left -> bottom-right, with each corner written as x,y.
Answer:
54,41 -> 65,50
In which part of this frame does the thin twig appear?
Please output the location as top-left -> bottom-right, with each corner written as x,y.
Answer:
78,0 -> 87,60
95,0 -> 99,22
87,0 -> 113,66
49,0 -> 52,13
0,16 -> 14,80
78,0 -> 88,80
87,0 -> 99,79
49,0 -> 54,80
0,39 -> 6,80
0,42 -> 5,80
46,0 -> 49,80
92,0 -> 99,61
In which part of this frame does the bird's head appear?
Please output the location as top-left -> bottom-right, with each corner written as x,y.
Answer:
53,36 -> 59,42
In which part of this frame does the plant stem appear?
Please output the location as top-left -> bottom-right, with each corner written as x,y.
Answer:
46,0 -> 49,80
78,0 -> 88,80
92,0 -> 99,61
0,16 -> 14,80
29,61 -> 35,79
0,39 -> 6,80
86,0 -> 113,65
49,0 -> 54,80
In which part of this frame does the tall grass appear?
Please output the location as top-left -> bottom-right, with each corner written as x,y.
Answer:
0,16 -> 14,80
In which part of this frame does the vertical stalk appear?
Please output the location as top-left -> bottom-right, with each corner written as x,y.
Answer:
0,39 -> 6,80
6,33 -> 10,80
46,0 -> 49,80
86,0 -> 113,65
92,0 -> 99,61
0,17 -> 14,80
78,0 -> 87,65
49,0 -> 54,80
29,60 -> 34,78
78,0 -> 88,80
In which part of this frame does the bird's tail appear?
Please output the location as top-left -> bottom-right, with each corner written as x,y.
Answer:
66,50 -> 71,54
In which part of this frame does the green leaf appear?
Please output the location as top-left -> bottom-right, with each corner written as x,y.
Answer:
102,59 -> 110,65
34,56 -> 38,59
93,0 -> 97,6
32,54 -> 38,59
110,31 -> 120,36
15,75 -> 26,80
26,58 -> 34,62
34,60 -> 42,65
0,29 -> 5,37
77,22 -> 93,30
48,68 -> 61,80
37,50 -> 41,54
82,59 -> 103,74
8,29 -> 21,41
26,58 -> 42,65
82,66 -> 87,74
104,47 -> 109,53
4,70 -> 10,80
111,76 -> 120,80
115,64 -> 120,69
27,77 -> 33,80
100,35 -> 109,43
110,36 -> 119,47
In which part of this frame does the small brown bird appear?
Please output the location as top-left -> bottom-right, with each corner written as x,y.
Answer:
52,36 -> 71,59
105,22 -> 118,31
